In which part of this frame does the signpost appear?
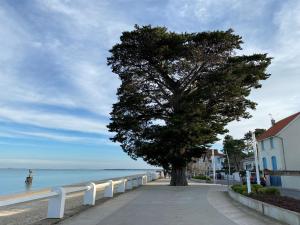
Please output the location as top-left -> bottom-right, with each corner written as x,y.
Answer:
246,170 -> 251,193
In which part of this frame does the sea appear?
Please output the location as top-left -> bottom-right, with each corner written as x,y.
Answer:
0,168 -> 153,196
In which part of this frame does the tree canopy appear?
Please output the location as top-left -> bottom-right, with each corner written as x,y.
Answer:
222,129 -> 266,172
243,128 -> 266,154
222,134 -> 247,171
107,25 -> 271,185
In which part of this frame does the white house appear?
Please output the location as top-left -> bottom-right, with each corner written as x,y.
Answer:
257,112 -> 300,189
212,150 -> 225,171
188,150 -> 225,176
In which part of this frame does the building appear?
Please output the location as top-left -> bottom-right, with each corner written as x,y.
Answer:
257,112 -> 300,189
241,156 -> 255,171
188,150 -> 225,176
213,150 -> 225,171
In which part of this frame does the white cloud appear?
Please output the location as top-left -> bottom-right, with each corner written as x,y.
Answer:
272,1 -> 300,67
20,130 -> 117,146
1,0 -> 300,162
166,0 -> 268,31
0,105 -> 108,135
166,0 -> 300,146
0,157 -> 154,169
0,0 -> 129,138
67,62 -> 120,116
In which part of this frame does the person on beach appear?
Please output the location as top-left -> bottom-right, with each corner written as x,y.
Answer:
25,169 -> 33,184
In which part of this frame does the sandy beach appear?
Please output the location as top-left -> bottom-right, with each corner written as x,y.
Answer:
0,175 -> 144,225
0,187 -> 105,225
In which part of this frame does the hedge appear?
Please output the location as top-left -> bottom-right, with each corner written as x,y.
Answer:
193,175 -> 211,181
231,184 -> 279,196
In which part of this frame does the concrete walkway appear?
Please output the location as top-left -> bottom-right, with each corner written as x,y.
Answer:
58,179 -> 285,225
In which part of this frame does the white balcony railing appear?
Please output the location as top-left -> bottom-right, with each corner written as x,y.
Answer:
0,172 -> 160,219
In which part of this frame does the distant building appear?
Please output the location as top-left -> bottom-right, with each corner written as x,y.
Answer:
188,150 -> 225,176
213,150 -> 225,171
257,112 -> 300,189
241,156 -> 255,171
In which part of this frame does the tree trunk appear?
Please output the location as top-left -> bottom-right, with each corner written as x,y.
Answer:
170,166 -> 188,186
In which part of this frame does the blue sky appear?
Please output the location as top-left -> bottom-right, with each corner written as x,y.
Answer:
0,0 -> 299,169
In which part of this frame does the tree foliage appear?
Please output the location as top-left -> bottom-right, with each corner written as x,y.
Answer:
223,128 -> 266,172
243,129 -> 266,154
222,135 -> 246,171
107,25 -> 271,185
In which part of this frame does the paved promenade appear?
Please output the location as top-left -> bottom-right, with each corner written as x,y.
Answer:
58,179 -> 284,225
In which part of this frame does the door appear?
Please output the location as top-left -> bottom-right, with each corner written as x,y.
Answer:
270,156 -> 282,186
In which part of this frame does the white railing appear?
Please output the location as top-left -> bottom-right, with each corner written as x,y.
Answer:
0,172 -> 161,219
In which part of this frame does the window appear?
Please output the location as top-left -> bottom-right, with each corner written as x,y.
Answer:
246,163 -> 252,170
261,140 -> 265,150
262,157 -> 267,169
270,137 -> 274,149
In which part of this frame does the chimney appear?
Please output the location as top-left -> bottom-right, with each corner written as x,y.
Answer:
269,113 -> 275,126
271,118 -> 276,126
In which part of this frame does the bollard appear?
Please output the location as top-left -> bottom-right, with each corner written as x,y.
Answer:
138,176 -> 143,186
83,182 -> 96,205
116,179 -> 126,193
152,173 -> 157,180
132,178 -> 138,187
246,171 -> 251,194
142,175 -> 147,185
47,187 -> 66,218
151,173 -> 154,181
126,179 -> 133,190
147,172 -> 152,182
104,180 -> 114,197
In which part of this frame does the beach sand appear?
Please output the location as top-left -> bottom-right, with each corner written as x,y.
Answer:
0,187 -> 109,225
0,175 -> 143,225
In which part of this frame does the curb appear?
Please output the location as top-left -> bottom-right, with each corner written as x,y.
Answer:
228,189 -> 300,225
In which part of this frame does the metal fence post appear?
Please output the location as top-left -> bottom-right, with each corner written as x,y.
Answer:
83,182 -> 96,205
47,187 -> 66,218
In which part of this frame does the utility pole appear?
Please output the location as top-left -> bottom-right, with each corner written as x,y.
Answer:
212,149 -> 216,184
252,132 -> 261,185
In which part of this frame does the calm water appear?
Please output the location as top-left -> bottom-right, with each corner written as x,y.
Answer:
0,169 -> 151,196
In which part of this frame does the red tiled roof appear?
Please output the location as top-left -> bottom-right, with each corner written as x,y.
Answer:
257,112 -> 300,141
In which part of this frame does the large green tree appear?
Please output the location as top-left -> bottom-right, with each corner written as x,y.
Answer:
107,25 -> 271,186
222,135 -> 247,171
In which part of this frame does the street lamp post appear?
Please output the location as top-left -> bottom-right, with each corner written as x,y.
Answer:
212,149 -> 216,184
226,151 -> 231,187
252,132 -> 261,185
